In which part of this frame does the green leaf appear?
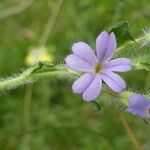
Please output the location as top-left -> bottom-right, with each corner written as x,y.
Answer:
31,61 -> 56,73
92,101 -> 101,111
110,21 -> 134,46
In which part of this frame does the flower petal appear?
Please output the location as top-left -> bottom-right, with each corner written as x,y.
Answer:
127,94 -> 150,110
96,31 -> 116,63
101,71 -> 126,92
96,31 -> 109,63
126,108 -> 150,118
104,58 -> 132,72
72,73 -> 95,94
72,42 -> 97,65
65,54 -> 94,72
103,32 -> 117,62
126,94 -> 150,118
83,75 -> 102,101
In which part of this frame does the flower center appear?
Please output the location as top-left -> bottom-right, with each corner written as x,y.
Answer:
94,64 -> 103,74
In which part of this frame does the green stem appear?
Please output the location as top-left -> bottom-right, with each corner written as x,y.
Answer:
0,71 -> 59,90
117,36 -> 150,71
0,63 -> 79,91
117,37 -> 143,51
0,61 -> 150,107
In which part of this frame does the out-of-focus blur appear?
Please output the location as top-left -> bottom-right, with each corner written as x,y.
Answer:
0,0 -> 150,149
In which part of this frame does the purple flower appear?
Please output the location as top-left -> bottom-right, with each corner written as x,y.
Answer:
65,31 -> 131,101
126,94 -> 150,118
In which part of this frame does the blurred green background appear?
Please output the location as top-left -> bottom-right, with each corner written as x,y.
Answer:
0,0 -> 150,149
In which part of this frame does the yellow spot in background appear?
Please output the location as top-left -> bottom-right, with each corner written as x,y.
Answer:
25,46 -> 54,65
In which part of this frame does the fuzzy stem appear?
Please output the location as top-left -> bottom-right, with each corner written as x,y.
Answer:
117,36 -> 150,71
0,63 -> 79,91
0,61 -> 150,109
0,71 -> 62,90
117,37 -> 143,51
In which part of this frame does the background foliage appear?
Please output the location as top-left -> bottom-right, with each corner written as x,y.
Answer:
0,0 -> 150,149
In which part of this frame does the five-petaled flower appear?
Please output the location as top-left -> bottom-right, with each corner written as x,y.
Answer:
65,31 -> 131,101
126,94 -> 150,118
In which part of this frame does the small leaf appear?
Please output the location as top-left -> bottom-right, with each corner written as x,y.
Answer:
39,61 -> 55,67
142,119 -> 149,125
92,101 -> 101,111
110,21 -> 135,46
31,61 -> 55,73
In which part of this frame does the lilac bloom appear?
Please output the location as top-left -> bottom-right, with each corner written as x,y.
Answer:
126,94 -> 150,118
65,31 -> 131,101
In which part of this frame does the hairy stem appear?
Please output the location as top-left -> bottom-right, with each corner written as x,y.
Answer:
0,62 -> 79,91
117,37 -> 143,51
